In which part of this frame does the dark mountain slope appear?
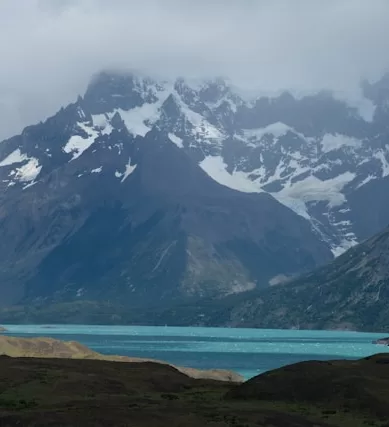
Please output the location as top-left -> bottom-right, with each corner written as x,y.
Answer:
143,225 -> 389,331
0,119 -> 331,306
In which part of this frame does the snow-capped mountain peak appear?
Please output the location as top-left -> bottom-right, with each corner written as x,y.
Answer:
1,71 -> 389,260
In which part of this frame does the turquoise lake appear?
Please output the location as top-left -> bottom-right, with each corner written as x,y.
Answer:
3,325 -> 389,379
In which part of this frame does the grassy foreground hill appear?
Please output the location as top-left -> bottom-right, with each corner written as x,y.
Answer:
0,353 -> 389,426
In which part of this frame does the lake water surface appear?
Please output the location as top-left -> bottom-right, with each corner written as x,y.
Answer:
3,325 -> 389,379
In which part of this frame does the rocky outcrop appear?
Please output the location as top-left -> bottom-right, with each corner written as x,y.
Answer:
0,335 -> 243,383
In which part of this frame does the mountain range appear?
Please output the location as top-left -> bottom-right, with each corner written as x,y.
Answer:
0,70 -> 389,328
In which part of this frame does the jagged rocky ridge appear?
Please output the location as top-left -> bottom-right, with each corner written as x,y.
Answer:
0,71 -> 388,308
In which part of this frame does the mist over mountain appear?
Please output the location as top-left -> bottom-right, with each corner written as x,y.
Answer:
1,0 -> 389,140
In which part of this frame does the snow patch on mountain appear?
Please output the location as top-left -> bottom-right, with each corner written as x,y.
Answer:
92,114 -> 108,128
200,156 -> 356,215
331,241 -> 357,257
200,156 -> 262,193
117,88 -> 172,137
14,157 -> 42,183
92,114 -> 113,135
0,149 -> 42,186
168,133 -> 183,148
242,122 -> 297,142
120,157 -> 137,182
274,172 -> 358,256
274,194 -> 312,220
91,167 -> 102,174
321,134 -> 362,153
278,172 -> 356,209
118,104 -> 159,137
64,123 -> 99,160
356,174 -> 376,189
374,151 -> 389,177
0,149 -> 28,167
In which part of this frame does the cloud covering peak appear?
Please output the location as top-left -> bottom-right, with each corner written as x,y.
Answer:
0,0 -> 388,139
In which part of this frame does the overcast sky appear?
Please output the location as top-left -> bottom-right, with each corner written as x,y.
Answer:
0,0 -> 389,140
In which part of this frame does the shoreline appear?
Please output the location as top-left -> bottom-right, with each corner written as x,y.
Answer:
0,333 -> 244,383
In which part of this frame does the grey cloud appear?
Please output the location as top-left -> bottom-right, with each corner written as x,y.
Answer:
0,0 -> 388,139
